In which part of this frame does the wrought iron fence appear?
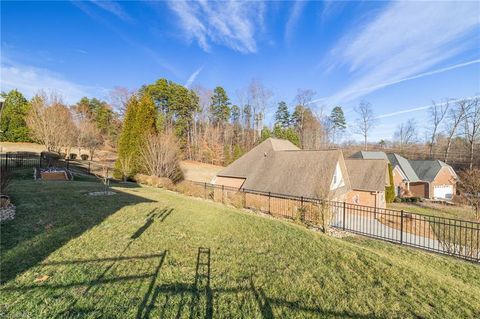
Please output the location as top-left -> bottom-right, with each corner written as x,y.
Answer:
191,181 -> 479,263
0,152 -> 112,178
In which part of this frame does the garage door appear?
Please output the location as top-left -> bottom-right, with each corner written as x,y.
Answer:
433,185 -> 453,199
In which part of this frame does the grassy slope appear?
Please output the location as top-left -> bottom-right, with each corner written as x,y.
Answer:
389,202 -> 476,221
1,177 -> 479,318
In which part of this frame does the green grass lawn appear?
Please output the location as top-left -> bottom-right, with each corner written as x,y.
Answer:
389,202 -> 476,221
1,176 -> 480,318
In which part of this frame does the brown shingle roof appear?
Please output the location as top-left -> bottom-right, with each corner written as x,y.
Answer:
217,138 -> 351,199
345,159 -> 389,192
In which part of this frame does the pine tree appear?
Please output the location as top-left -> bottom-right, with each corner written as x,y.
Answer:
274,101 -> 290,128
0,90 -> 31,142
329,106 -> 347,143
260,127 -> 272,142
231,105 -> 241,124
273,126 -> 300,147
209,87 -> 231,126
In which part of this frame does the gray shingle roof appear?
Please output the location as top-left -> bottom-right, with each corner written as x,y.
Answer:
386,153 -> 420,182
409,160 -> 456,182
217,138 -> 351,199
345,159 -> 389,192
350,151 -> 389,161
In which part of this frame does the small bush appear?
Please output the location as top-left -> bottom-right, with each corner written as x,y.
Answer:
174,181 -> 205,198
69,153 -> 77,160
133,174 -> 174,189
80,154 -> 89,161
394,197 -> 402,203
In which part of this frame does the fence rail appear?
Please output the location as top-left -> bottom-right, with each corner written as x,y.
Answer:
191,181 -> 479,263
1,153 -> 478,262
0,152 -> 112,178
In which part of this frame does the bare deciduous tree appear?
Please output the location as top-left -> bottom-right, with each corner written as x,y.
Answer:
247,79 -> 272,141
428,100 -> 449,158
463,97 -> 480,169
444,99 -> 468,163
458,168 -> 480,220
26,92 -> 76,153
353,101 -> 377,150
139,131 -> 183,182
78,120 -> 103,161
394,119 -> 418,149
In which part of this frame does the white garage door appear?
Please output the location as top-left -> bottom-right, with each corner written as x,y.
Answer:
433,185 -> 453,199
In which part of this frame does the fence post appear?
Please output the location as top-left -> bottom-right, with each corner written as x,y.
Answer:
400,210 -> 404,244
222,185 -> 224,204
268,192 -> 271,214
343,201 -> 346,231
204,182 -> 207,199
88,161 -> 91,174
5,153 -> 8,171
39,154 -> 42,167
66,159 -> 69,170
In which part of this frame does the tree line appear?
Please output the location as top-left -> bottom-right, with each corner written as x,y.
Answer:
1,80 -> 478,173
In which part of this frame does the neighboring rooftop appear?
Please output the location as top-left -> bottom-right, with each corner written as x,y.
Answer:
350,151 -> 389,161
409,159 -> 457,182
217,138 -> 350,199
345,159 -> 389,192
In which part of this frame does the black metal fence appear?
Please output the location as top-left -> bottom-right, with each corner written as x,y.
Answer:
0,152 -> 42,171
189,181 -> 479,263
0,152 -> 112,178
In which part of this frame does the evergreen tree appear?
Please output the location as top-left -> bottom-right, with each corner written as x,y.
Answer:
0,90 -> 31,142
274,101 -> 290,128
231,105 -> 241,124
232,144 -> 244,161
329,106 -> 347,144
385,163 -> 396,203
142,78 -> 199,150
260,127 -> 272,142
273,126 -> 300,147
114,93 -> 156,179
209,86 -> 230,126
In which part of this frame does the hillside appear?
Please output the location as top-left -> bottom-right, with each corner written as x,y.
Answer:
1,176 -> 479,318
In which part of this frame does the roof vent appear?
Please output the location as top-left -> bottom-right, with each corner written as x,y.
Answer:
264,152 -> 267,157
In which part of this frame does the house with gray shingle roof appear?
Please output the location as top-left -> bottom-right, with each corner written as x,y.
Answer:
213,138 -> 389,208
351,151 -> 457,199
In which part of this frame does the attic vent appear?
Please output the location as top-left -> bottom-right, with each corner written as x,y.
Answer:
264,152 -> 267,157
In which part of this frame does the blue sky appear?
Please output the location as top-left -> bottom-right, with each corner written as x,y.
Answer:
1,1 -> 479,142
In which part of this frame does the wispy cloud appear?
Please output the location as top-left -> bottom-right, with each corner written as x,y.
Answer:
376,95 -> 480,119
91,0 -> 132,22
184,66 -> 203,88
322,1 -> 479,105
311,59 -> 480,105
0,59 -> 107,104
72,0 -> 179,77
284,1 -> 306,43
167,0 -> 265,53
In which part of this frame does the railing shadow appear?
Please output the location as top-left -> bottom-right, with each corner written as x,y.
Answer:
0,180 -> 156,284
131,207 -> 174,240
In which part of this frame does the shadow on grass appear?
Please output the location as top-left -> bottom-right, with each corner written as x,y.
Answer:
0,179 -> 156,284
2,245 -> 384,319
131,207 -> 174,240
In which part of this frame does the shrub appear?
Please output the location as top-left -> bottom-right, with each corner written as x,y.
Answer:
69,153 -> 77,160
133,174 -> 173,189
394,197 -> 402,203
174,181 -> 205,198
80,154 -> 89,161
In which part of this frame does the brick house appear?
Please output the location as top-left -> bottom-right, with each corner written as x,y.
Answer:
345,159 -> 390,208
213,138 -> 388,209
351,151 -> 457,200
